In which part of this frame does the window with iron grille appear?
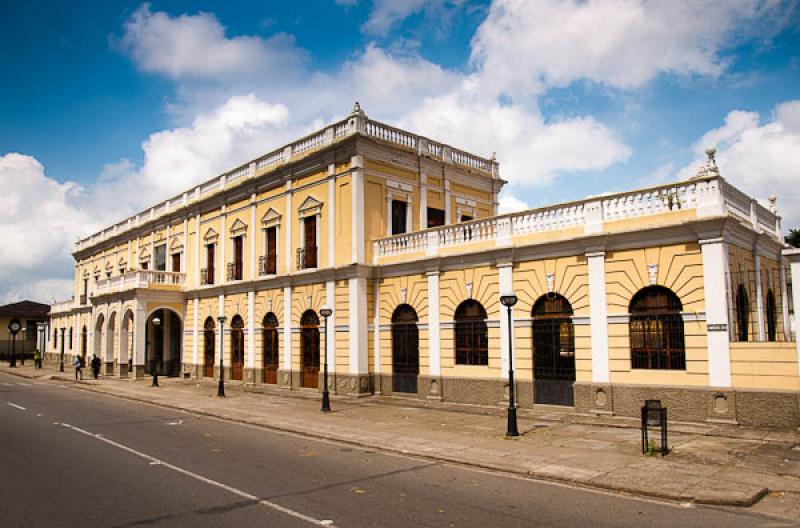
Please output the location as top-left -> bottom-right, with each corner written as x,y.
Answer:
454,300 -> 488,365
629,286 -> 685,370
728,267 -> 788,342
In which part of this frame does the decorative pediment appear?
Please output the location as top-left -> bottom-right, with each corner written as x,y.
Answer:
169,236 -> 183,251
229,218 -> 248,236
138,248 -> 150,261
105,261 -> 113,270
204,227 -> 219,243
83,269 -> 90,278
298,196 -> 323,218
118,256 -> 127,267
93,265 -> 100,274
261,208 -> 282,227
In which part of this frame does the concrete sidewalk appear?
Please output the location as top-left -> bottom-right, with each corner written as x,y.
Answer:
4,362 -> 800,517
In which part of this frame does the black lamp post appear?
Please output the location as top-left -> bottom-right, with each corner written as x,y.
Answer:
59,327 -> 65,372
151,316 -> 160,387
20,327 -> 27,366
500,292 -> 519,437
8,319 -> 20,368
217,315 -> 226,397
319,305 -> 333,412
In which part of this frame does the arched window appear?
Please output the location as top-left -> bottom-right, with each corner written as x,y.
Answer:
391,304 -> 419,393
735,284 -> 749,342
300,310 -> 320,388
230,315 -> 245,381
765,289 -> 777,342
454,300 -> 488,365
81,326 -> 87,360
203,317 -> 215,378
262,313 -> 279,384
532,294 -> 576,406
69,328 -> 73,349
629,286 -> 685,370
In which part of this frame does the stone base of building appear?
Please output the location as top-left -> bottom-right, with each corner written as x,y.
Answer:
243,367 -> 261,386
334,373 -> 373,396
129,365 -> 145,379
117,363 -> 129,378
573,382 -> 800,429
104,362 -> 114,376
181,363 -> 201,380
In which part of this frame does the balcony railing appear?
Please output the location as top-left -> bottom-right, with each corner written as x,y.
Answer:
226,262 -> 244,281
296,246 -> 318,270
259,254 -> 277,276
79,294 -> 88,305
374,175 -> 782,261
94,270 -> 186,296
51,298 -> 75,314
201,268 -> 214,286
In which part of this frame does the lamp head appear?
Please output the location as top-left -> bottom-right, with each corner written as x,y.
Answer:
217,315 -> 227,325
152,317 -> 161,326
500,292 -> 518,307
320,305 -> 333,317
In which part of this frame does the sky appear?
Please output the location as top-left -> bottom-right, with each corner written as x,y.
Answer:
1,0 -> 799,304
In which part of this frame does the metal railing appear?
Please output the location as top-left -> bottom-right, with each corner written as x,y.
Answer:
201,268 -> 214,286
259,254 -> 277,276
226,262 -> 244,281
296,246 -> 317,270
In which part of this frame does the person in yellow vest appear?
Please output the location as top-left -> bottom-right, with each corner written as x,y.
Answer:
33,349 -> 42,369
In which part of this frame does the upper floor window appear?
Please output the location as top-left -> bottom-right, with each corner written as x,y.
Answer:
427,207 -> 445,228
154,244 -> 166,271
299,215 -> 317,269
629,286 -> 685,370
228,235 -> 244,281
203,243 -> 215,285
454,300 -> 489,366
261,226 -> 278,275
391,199 -> 408,235
171,252 -> 181,273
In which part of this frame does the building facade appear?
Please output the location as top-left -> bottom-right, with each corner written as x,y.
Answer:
49,105 -> 800,428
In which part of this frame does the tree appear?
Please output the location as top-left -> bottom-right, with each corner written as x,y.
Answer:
786,228 -> 800,248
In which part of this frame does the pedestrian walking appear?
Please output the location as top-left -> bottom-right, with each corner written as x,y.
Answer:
74,355 -> 83,380
33,349 -> 42,369
91,355 -> 101,379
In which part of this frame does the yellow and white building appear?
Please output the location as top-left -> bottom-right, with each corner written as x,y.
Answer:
48,104 -> 800,428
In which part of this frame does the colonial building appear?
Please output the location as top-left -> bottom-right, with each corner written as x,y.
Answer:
49,104 -> 800,428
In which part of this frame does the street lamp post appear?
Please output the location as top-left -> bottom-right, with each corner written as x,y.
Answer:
319,305 -> 333,412
217,315 -> 227,397
8,319 -> 20,368
151,316 -> 161,387
59,328 -> 65,372
500,292 -> 519,437
21,327 -> 26,366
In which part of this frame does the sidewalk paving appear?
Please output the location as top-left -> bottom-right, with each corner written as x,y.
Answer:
4,362 -> 800,519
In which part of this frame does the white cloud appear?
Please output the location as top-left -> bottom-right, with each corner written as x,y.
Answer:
0,154 -> 98,304
116,3 -> 306,79
679,100 -> 800,228
471,0 -> 792,95
498,189 -> 528,214
361,0 -> 429,35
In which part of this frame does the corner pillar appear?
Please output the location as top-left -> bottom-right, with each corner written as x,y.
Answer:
701,238 -> 732,387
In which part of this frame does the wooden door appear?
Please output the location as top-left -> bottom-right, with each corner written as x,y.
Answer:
266,227 -> 277,274
230,318 -> 244,381
300,311 -> 320,388
303,216 -> 317,268
206,244 -> 215,284
171,253 -> 181,273
204,319 -> 215,378
233,236 -> 243,280
262,313 -> 279,384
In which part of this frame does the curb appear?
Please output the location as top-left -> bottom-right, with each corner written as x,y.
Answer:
55,378 -> 766,508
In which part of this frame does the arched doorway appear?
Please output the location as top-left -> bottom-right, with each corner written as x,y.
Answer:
262,313 -> 279,384
300,310 -> 320,388
230,315 -> 245,381
735,284 -> 750,342
391,304 -> 419,394
145,309 -> 182,377
81,326 -> 87,362
94,314 -> 105,364
532,294 -> 576,406
203,317 -> 215,378
629,286 -> 685,370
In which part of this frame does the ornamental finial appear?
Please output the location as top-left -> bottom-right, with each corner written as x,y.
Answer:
351,101 -> 365,117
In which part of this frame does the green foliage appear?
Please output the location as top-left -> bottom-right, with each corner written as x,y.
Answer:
786,228 -> 800,248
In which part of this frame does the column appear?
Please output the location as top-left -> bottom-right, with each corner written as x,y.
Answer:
132,302 -> 147,379
282,286 -> 292,372
754,250 -> 765,341
285,182 -> 293,272
250,194 -> 257,279
348,277 -> 368,379
372,278 -> 381,379
784,249 -> 800,377
192,297 -> 199,375
427,271 -> 441,377
498,262 -> 513,378
419,173 -> 427,229
194,213 -> 201,288
217,294 -> 225,379
701,238 -> 732,387
351,155 -> 365,263
247,290 -> 255,384
780,261 -> 791,341
220,206 -> 227,284
444,178 -> 451,224
328,164 -> 336,268
326,280 -> 336,373
587,251 -> 610,383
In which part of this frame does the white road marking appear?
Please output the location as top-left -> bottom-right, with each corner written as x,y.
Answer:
7,403 -> 26,411
57,422 -> 335,527
1,382 -> 14,387
17,382 -> 32,387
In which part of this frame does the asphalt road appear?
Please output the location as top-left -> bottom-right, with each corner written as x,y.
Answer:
0,372 -> 791,528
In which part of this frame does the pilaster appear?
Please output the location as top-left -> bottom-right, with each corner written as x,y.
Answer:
701,238 -> 732,387
427,271 -> 441,376
783,249 -> 800,377
586,251 -> 610,383
498,262 -> 513,378
348,276 -> 368,376
351,155 -> 365,263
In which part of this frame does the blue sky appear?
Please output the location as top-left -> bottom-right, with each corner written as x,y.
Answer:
1,0 -> 799,303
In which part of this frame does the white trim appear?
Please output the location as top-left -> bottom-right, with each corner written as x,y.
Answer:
285,182 -> 293,272
755,252 -> 765,341
229,218 -> 247,236
351,155 -> 365,263
427,271 -> 441,376
701,239 -> 732,387
328,164 -> 336,268
297,196 -> 323,218
587,252 -> 610,383
348,276 -> 368,374
498,263 -> 513,379
283,286 -> 292,370
192,297 -> 198,368
326,280 -> 336,372
419,173 -> 427,230
220,210 -> 227,284
195,214 -> 201,288
780,261 -> 791,341
247,291 -> 255,370
250,197 -> 257,280
373,278 -> 381,375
